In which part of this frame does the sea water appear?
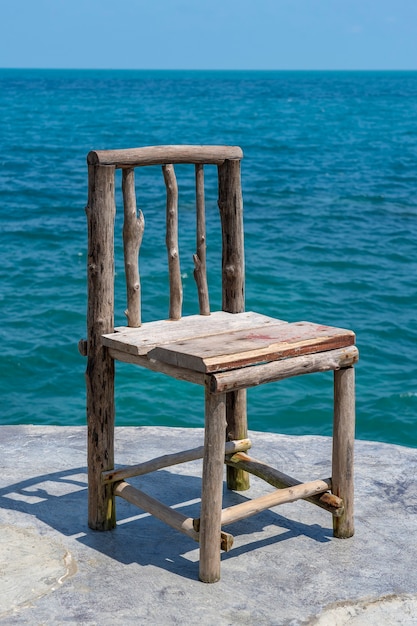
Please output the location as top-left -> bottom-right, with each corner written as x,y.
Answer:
1,69 -> 416,447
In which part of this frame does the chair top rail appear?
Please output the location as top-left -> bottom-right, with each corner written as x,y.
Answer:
87,145 -> 243,168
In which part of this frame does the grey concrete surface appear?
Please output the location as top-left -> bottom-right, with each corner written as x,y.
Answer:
0,425 -> 417,625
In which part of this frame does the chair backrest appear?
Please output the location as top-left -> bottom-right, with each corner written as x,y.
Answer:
86,145 -> 245,345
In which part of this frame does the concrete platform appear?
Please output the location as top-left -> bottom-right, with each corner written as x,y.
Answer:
1,426 -> 417,625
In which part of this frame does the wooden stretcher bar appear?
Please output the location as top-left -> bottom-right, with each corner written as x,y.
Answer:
114,481 -> 234,552
102,438 -> 252,484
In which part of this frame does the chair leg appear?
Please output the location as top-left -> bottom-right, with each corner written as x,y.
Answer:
226,390 -> 250,491
86,353 -> 116,531
199,390 -> 227,583
332,366 -> 355,538
86,162 -> 117,531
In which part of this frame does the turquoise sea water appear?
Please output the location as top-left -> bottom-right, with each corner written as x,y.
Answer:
1,69 -> 416,447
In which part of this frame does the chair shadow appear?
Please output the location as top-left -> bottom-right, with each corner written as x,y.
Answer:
0,465 -> 333,580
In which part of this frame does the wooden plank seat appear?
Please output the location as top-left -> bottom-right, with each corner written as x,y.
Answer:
103,311 -> 356,379
82,145 -> 358,584
148,317 -> 355,373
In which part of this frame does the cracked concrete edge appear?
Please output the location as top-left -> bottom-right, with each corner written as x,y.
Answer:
306,593 -> 417,625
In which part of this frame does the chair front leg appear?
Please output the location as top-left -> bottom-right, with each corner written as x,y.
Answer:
332,366 -> 355,538
199,389 -> 227,583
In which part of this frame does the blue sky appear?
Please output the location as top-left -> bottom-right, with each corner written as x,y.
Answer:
1,0 -> 416,70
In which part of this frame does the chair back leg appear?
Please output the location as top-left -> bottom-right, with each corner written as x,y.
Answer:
86,163 -> 117,531
226,390 -> 250,490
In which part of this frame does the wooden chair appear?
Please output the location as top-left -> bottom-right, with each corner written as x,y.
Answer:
80,145 -> 358,583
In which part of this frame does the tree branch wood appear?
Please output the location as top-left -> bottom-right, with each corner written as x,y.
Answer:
163,164 -> 182,320
122,168 -> 144,327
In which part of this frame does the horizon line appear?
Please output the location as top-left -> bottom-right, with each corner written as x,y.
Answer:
1,67 -> 416,73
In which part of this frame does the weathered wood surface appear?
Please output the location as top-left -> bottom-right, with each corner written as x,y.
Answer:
122,168 -> 144,327
199,391 -> 227,583
150,322 -> 356,374
210,345 -> 359,393
102,311 -> 282,357
107,347 -> 206,385
220,478 -> 332,527
115,481 -> 199,542
225,389 -> 249,490
163,164 -> 182,320
87,145 -> 243,168
78,338 -> 87,356
115,482 -> 234,552
86,163 -> 116,531
218,158 -> 247,491
107,344 -> 355,395
102,438 -> 252,484
193,163 -> 210,315
225,452 -> 344,516
218,158 -> 244,314
332,366 -> 355,538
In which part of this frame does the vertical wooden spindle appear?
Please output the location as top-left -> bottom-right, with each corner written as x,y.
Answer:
193,163 -> 210,315
217,159 -> 244,313
122,168 -> 144,327
217,158 -> 249,491
163,164 -> 182,320
86,162 -> 116,531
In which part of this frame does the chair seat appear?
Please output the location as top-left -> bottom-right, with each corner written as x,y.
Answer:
103,311 -> 355,374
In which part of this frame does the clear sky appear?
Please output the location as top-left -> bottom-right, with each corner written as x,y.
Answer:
1,0 -> 416,71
